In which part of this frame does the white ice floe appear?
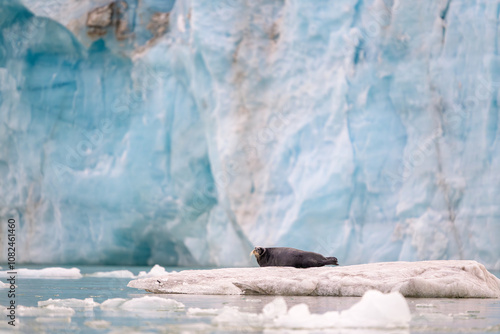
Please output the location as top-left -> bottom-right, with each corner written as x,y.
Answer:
128,260 -> 500,298
86,270 -> 136,278
187,308 -> 222,316
85,265 -> 168,279
213,290 -> 410,330
137,264 -> 169,278
0,267 -> 82,279
100,296 -> 184,311
0,281 -> 9,288
38,298 -> 99,308
18,305 -> 75,317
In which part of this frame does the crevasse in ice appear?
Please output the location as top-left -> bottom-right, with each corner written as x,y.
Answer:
1,0 -> 499,269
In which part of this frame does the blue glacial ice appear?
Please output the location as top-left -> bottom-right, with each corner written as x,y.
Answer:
0,0 -> 499,269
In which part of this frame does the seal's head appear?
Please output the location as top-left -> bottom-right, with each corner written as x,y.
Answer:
250,246 -> 267,259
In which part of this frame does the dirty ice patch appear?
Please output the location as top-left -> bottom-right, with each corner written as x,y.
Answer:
0,267 -> 82,279
213,290 -> 410,330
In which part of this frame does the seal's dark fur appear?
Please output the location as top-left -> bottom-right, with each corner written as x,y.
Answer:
252,247 -> 339,268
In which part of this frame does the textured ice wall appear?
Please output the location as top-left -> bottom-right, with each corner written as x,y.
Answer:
0,0 -> 499,268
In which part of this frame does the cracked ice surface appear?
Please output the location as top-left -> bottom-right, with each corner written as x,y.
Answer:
128,260 -> 500,298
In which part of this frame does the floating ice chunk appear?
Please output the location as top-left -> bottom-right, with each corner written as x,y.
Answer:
86,270 -> 136,278
128,260 -> 500,298
0,267 -> 82,279
100,296 -> 184,311
35,317 -> 71,323
214,306 -> 264,328
187,308 -> 221,316
121,296 -> 185,310
262,297 -> 288,318
0,281 -> 8,288
100,298 -> 127,310
214,290 -> 410,330
38,298 -> 99,308
415,303 -> 436,308
137,264 -> 169,278
18,305 -> 75,317
272,304 -> 341,329
85,320 -> 111,329
338,290 -> 411,328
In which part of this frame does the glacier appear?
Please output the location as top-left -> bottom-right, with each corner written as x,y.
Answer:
0,0 -> 499,269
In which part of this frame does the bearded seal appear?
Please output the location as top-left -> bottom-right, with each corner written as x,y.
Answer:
251,247 -> 339,268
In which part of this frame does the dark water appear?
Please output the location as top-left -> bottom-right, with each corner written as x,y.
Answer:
1,265 -> 499,333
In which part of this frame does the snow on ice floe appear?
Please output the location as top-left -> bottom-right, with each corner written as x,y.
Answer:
0,281 -> 8,288
38,298 -> 99,308
213,290 -> 410,330
100,296 -> 184,311
128,260 -> 500,298
0,267 -> 82,279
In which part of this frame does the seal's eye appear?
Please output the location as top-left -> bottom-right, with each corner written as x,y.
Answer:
257,247 -> 264,255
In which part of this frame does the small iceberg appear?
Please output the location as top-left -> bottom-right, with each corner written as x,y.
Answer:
38,298 -> 99,308
137,264 -> 169,278
213,290 -> 410,330
86,270 -> 136,278
128,260 -> 500,298
18,305 -> 75,317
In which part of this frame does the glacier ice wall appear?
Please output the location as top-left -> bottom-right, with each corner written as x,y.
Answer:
0,0 -> 499,269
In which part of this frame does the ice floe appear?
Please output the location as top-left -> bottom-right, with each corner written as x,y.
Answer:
137,264 -> 169,278
100,296 -> 184,311
38,298 -> 99,308
84,265 -> 168,279
128,260 -> 500,298
35,317 -> 72,323
213,290 -> 410,330
85,320 -> 111,329
0,267 -> 82,279
0,281 -> 8,288
18,305 -> 75,317
86,270 -> 136,278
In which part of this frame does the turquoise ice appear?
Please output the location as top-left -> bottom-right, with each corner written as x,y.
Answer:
0,0 -> 499,269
